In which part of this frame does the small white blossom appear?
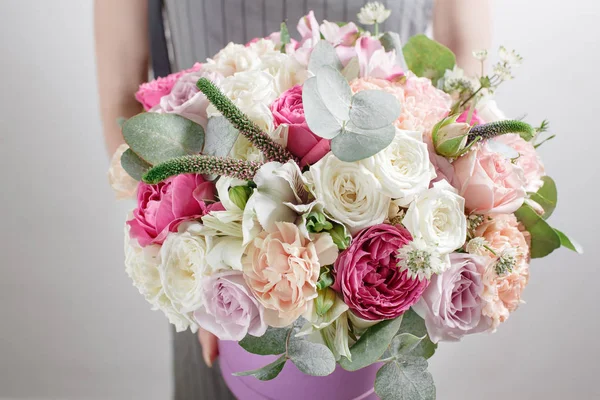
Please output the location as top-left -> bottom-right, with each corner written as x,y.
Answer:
472,49 -> 489,61
397,238 -> 448,281
499,46 -> 523,67
493,63 -> 514,81
494,248 -> 518,275
357,2 -> 391,25
466,237 -> 490,256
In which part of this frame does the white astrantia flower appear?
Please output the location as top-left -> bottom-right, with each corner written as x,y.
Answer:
357,2 -> 391,25
202,42 -> 262,77
499,46 -> 523,67
306,153 -> 391,235
466,237 -> 491,256
403,180 -> 467,254
396,238 -> 450,281
472,49 -> 489,61
362,129 -> 436,206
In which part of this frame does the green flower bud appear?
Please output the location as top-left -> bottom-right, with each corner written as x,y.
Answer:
432,115 -> 471,158
229,185 -> 252,210
315,287 -> 337,317
306,211 -> 334,233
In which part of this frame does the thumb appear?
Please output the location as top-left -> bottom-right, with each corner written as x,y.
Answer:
198,328 -> 219,367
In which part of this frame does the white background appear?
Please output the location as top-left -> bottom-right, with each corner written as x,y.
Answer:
0,1 -> 598,399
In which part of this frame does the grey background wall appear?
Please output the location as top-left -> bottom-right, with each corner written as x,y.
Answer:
0,1 -> 598,399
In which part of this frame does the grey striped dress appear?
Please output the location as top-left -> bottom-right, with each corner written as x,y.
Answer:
148,1 -> 433,399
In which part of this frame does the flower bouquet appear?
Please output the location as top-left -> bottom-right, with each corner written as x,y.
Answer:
110,3 -> 582,399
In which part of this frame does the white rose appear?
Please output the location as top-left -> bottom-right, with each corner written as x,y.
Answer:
307,153 -> 391,234
259,50 -> 309,95
108,144 -> 138,200
124,227 -> 162,305
156,292 -> 198,333
362,129 -> 436,205
202,42 -> 262,77
403,180 -> 467,254
159,222 -> 213,313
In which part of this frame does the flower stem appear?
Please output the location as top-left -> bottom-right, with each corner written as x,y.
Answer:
142,155 -> 262,184
468,120 -> 535,142
196,78 -> 297,164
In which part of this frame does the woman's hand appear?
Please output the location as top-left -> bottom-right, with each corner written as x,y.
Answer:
198,328 -> 219,367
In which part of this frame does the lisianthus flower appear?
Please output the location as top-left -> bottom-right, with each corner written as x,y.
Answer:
135,63 -> 201,111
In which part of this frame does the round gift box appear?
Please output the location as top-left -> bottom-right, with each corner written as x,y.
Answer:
219,340 -> 381,400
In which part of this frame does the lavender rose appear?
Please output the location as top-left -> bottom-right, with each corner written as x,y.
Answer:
413,253 -> 492,342
332,224 -> 428,321
193,271 -> 267,341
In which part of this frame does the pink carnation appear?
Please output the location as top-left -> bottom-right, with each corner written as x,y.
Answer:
495,134 -> 545,192
135,63 -> 202,111
333,224 -> 428,321
349,75 -> 452,133
271,85 -> 330,167
127,174 -> 222,247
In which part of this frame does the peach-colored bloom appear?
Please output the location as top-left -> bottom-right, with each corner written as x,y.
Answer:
349,74 -> 451,133
474,214 -> 530,265
108,144 -> 138,200
243,222 -> 338,327
495,134 -> 545,192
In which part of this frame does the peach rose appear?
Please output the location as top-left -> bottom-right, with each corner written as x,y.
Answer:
108,144 -> 138,200
349,74 -> 451,133
452,142 -> 527,214
243,222 -> 338,327
495,134 -> 545,192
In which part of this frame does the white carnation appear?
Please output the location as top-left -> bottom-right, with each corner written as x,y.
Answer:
202,42 -> 262,77
403,180 -> 467,254
362,129 -> 436,205
306,153 -> 391,234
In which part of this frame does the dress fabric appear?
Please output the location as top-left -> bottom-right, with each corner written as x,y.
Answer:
148,1 -> 433,399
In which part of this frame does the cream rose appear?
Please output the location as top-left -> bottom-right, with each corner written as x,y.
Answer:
202,42 -> 262,77
108,144 -> 138,200
403,180 -> 467,254
306,153 -> 391,234
124,226 -> 162,305
362,129 -> 436,205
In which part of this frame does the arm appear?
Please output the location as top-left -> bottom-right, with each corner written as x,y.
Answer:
433,0 -> 492,76
94,0 -> 149,156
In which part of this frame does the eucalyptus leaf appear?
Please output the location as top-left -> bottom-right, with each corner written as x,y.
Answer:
302,77 -> 344,139
331,125 -> 395,162
308,40 -> 343,74
121,148 -> 151,181
403,34 -> 456,85
554,229 -> 583,254
233,355 -> 287,381
341,57 -> 360,81
203,116 -> 239,158
380,31 -> 408,72
339,316 -> 403,371
374,358 -> 436,400
350,90 -> 401,130
316,66 -> 352,121
515,204 -> 561,258
288,337 -> 336,376
529,176 -> 557,220
396,309 -> 437,360
239,327 -> 289,356
122,113 -> 204,165
389,333 -> 426,358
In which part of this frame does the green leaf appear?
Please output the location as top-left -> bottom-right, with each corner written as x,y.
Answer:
288,337 -> 336,376
122,113 -> 204,165
280,22 -> 291,49
350,90 -> 401,130
302,77 -> 344,139
375,358 -> 436,400
403,34 -> 456,85
529,176 -> 557,220
233,355 -> 287,381
554,229 -> 583,254
120,148 -> 151,181
396,309 -> 437,360
239,327 -> 289,356
515,204 -> 561,258
308,40 -> 342,74
331,125 -> 396,162
341,57 -> 360,81
203,116 -> 239,158
380,32 -> 408,71
389,333 -> 426,358
339,316 -> 403,371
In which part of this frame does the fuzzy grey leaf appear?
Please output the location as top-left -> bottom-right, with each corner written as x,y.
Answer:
203,116 -> 239,158
350,90 -> 401,130
397,309 -> 437,360
121,148 -> 151,181
375,358 -> 436,400
308,40 -> 343,74
331,124 -> 395,162
288,338 -> 336,376
302,77 -> 343,139
233,355 -> 287,381
316,66 -> 352,122
239,327 -> 289,356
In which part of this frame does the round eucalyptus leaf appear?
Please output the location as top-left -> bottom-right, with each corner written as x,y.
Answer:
331,125 -> 395,162
316,66 -> 352,122
350,90 -> 401,130
204,116 -> 239,158
288,338 -> 336,376
308,40 -> 343,74
120,148 -> 151,181
302,77 -> 343,139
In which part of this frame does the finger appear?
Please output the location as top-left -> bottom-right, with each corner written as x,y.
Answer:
198,328 -> 219,367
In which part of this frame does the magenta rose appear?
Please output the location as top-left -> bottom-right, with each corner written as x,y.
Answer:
270,85 -> 330,167
127,174 -> 222,247
413,253 -> 492,343
135,63 -> 202,111
332,224 -> 429,320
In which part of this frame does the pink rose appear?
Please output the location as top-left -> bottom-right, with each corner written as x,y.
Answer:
457,109 -> 484,126
243,222 -> 338,327
135,63 -> 202,111
452,143 -> 527,214
413,253 -> 492,343
332,224 -> 428,321
127,174 -> 221,247
495,134 -> 545,192
271,85 -> 330,167
193,271 -> 267,341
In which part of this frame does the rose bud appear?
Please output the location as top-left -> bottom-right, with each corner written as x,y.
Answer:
432,115 -> 472,158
